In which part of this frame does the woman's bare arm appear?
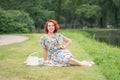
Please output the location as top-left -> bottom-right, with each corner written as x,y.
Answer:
43,48 -> 47,61
58,38 -> 72,49
64,38 -> 72,48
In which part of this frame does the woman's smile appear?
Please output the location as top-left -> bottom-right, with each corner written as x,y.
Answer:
47,22 -> 55,33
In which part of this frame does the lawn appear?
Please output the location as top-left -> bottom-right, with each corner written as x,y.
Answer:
1,30 -> 118,80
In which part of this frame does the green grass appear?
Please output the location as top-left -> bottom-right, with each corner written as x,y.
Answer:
0,30 -> 119,80
61,30 -> 120,80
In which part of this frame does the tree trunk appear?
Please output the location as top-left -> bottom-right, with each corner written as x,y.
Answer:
57,0 -> 62,23
114,7 -> 119,28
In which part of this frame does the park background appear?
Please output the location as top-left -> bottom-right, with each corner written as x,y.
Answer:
0,0 -> 120,80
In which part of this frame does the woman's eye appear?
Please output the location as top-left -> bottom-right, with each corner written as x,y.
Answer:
48,25 -> 54,27
48,25 -> 51,27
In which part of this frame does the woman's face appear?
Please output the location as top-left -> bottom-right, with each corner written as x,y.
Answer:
47,22 -> 55,33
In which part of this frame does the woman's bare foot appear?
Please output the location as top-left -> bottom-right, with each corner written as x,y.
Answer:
81,61 -> 95,67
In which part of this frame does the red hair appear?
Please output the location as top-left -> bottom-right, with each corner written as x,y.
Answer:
44,19 -> 60,34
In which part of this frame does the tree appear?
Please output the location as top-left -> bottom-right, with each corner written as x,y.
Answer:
26,7 -> 55,32
75,4 -> 101,28
91,0 -> 120,28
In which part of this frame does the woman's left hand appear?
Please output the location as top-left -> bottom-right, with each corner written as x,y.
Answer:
58,45 -> 65,49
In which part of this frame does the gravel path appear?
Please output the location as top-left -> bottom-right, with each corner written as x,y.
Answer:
0,35 -> 29,46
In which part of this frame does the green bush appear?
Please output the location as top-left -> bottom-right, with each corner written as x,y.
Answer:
0,8 -> 35,33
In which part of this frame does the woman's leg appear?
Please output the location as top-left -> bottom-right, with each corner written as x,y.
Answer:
69,58 -> 91,66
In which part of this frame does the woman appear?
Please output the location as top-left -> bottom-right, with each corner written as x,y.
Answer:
40,19 -> 94,67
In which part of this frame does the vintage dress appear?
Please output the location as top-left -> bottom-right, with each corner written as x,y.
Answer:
40,33 -> 73,66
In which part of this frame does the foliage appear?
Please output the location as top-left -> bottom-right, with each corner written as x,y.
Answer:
76,4 -> 101,19
26,7 -> 55,28
0,8 -> 34,33
0,0 -> 120,30
75,4 -> 101,27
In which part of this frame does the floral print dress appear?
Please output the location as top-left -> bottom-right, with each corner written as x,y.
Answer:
40,33 -> 73,67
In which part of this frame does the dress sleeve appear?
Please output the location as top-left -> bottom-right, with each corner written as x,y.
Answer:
56,33 -> 67,44
40,36 -> 46,48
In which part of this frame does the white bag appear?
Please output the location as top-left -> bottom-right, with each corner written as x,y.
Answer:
24,52 -> 44,66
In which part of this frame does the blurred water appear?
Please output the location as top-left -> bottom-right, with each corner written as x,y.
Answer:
88,31 -> 120,47
95,35 -> 120,47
